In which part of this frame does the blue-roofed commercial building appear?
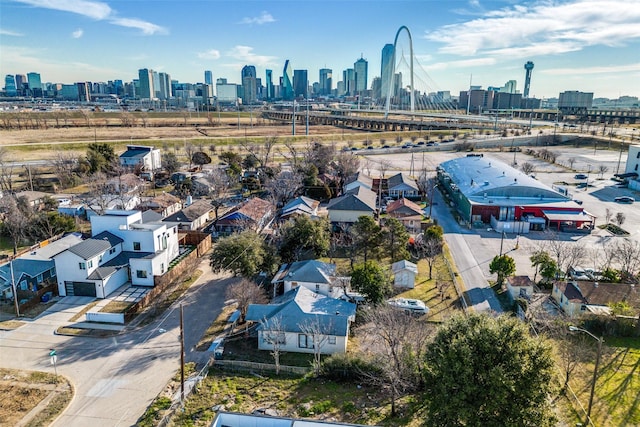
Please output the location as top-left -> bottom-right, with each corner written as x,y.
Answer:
437,155 -> 594,232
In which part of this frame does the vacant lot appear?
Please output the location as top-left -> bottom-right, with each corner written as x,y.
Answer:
0,368 -> 73,427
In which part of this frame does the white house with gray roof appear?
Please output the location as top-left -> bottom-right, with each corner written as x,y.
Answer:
119,145 -> 161,172
53,210 -> 179,298
246,286 -> 357,355
386,173 -> 419,200
271,260 -> 350,298
326,186 -> 377,224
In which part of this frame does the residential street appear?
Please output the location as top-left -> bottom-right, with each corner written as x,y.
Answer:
430,185 -> 503,313
0,256 -> 232,427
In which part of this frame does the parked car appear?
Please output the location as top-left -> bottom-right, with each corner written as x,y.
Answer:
574,174 -> 588,179
387,298 -> 429,315
614,196 -> 635,203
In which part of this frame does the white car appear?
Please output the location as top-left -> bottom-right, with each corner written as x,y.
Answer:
387,298 -> 429,315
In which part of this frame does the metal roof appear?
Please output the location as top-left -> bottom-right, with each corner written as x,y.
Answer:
66,231 -> 123,260
439,156 -> 570,202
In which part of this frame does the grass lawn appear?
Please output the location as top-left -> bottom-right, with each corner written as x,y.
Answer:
195,303 -> 238,351
563,337 -> 640,426
168,369 -> 423,427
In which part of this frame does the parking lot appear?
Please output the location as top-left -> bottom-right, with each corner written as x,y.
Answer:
362,144 -> 639,280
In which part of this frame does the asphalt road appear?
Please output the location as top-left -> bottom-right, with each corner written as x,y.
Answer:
0,256 -> 233,427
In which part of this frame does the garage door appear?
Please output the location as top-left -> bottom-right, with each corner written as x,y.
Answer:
65,281 -> 96,297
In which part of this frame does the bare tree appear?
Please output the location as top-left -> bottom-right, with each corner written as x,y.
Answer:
0,195 -> 30,254
409,232 -> 443,279
260,315 -> 285,375
598,165 -> 609,178
615,212 -> 626,226
183,142 -> 196,168
332,152 -> 360,188
545,231 -> 586,275
265,170 -> 303,208
205,168 -> 231,220
613,239 -> 640,279
605,208 -> 612,224
78,172 -> 121,216
378,159 -> 392,179
226,278 -> 268,323
359,305 -> 433,416
0,147 -> 16,193
520,162 -> 535,175
241,136 -> 278,169
300,316 -> 331,376
567,157 -> 576,169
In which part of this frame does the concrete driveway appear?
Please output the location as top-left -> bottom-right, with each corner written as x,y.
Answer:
0,256 -> 233,427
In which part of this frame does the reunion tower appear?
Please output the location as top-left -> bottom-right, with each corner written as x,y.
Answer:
523,61 -> 534,98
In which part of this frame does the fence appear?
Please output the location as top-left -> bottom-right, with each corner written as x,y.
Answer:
157,359 -> 212,427
442,253 -> 469,313
18,283 -> 57,312
212,359 -> 310,375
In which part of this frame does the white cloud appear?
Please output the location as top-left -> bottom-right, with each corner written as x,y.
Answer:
72,28 -> 83,38
542,63 -> 640,75
197,49 -> 221,60
426,57 -> 496,71
425,0 -> 640,57
109,18 -> 166,35
14,0 -> 166,35
226,45 -> 278,67
0,29 -> 24,36
239,11 -> 275,25
15,0 -> 111,20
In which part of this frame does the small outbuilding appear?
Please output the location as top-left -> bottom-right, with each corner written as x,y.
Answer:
391,260 -> 418,288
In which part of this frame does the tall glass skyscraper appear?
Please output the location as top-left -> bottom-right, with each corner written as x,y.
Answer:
354,57 -> 368,94
282,60 -> 294,100
380,44 -> 394,100
241,65 -> 257,104
319,68 -> 332,96
4,75 -> 17,96
138,68 -> 154,99
293,69 -> 308,98
204,70 -> 213,86
265,69 -> 274,100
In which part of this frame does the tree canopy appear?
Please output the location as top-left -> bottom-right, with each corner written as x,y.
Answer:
423,314 -> 556,427
210,230 -> 272,278
350,215 -> 383,263
383,217 -> 410,263
278,216 -> 330,263
489,254 -> 516,286
350,260 -> 391,305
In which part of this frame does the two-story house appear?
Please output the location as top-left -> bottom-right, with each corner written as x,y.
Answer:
54,210 -> 179,298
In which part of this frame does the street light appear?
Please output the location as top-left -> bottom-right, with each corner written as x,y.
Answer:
569,325 -> 603,426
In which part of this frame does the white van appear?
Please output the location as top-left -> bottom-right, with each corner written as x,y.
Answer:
387,298 -> 429,315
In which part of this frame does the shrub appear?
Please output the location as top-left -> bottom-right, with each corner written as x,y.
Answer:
319,353 -> 382,382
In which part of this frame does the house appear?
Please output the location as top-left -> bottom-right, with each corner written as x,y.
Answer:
137,193 -> 182,218
391,260 -> 418,288
386,198 -> 424,233
271,260 -> 350,298
506,275 -> 535,300
0,233 -> 84,301
245,286 -> 357,355
14,191 -> 52,210
343,172 -> 373,193
211,411 -> 376,427
163,199 -> 213,231
326,186 -> 377,224
280,196 -> 320,220
552,280 -> 640,317
119,145 -> 161,173
215,197 -> 274,235
53,210 -> 179,298
386,173 -> 419,200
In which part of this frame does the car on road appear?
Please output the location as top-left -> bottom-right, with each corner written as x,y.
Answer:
382,145 -> 390,149
366,146 -> 374,150
387,298 -> 429,315
614,196 -> 635,203
574,174 -> 588,179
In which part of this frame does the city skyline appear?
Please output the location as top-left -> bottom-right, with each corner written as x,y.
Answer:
1,0 -> 640,99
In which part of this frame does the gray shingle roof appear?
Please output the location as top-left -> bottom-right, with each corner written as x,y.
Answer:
387,173 -> 419,191
246,286 -> 356,336
272,260 -> 336,284
86,250 -> 152,280
67,231 -> 123,260
326,186 -> 377,212
163,199 -> 212,223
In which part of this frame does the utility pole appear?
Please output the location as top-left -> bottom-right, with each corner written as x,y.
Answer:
292,99 -> 296,136
10,260 -> 20,317
180,304 -> 185,403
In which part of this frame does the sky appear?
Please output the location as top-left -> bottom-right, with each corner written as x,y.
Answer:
1,0 -> 640,99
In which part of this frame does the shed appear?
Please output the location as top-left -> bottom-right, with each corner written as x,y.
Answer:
391,260 -> 418,288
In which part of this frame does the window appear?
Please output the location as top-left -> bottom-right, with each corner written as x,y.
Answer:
315,284 -> 320,293
37,274 -> 43,283
109,247 -> 116,255
328,336 -> 336,345
136,270 -> 148,278
161,263 -> 165,274
99,255 -> 103,263
264,332 -> 285,344
298,334 -> 313,349
87,260 -> 93,268
19,280 -> 27,290
79,262 -> 86,270
51,267 -> 56,277
133,242 -> 141,251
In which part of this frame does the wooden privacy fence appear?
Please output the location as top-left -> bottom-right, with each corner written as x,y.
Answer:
212,359 -> 310,375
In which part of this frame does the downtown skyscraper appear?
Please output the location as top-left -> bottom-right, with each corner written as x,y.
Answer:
354,56 -> 368,95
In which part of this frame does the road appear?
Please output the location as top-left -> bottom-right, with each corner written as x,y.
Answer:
0,256 -> 233,427
430,186 -> 502,313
